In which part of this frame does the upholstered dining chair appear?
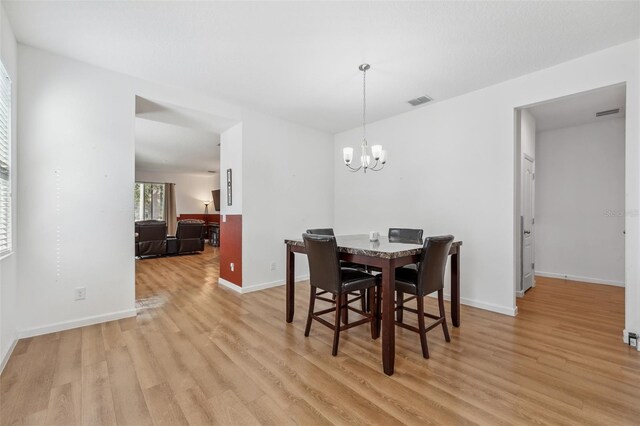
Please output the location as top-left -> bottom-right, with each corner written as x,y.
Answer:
302,233 -> 379,356
306,228 -> 368,312
394,235 -> 454,359
388,228 -> 424,244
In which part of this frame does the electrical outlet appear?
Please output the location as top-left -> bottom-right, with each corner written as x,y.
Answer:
270,262 -> 276,271
230,262 -> 235,272
74,287 -> 86,301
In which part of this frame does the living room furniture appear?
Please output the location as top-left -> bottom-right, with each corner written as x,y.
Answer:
302,233 -> 379,356
167,219 -> 205,255
284,234 -> 462,375
394,235 -> 454,359
207,222 -> 220,247
135,220 -> 167,257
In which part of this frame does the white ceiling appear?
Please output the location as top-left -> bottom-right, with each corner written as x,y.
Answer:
527,84 -> 626,132
135,117 -> 220,175
5,1 -> 640,133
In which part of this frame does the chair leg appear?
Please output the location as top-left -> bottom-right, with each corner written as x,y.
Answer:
396,290 -> 404,323
341,294 -> 350,325
304,286 -> 316,337
438,289 -> 451,342
361,289 -> 367,312
416,295 -> 430,359
369,286 -> 377,339
375,284 -> 382,335
332,294 -> 342,356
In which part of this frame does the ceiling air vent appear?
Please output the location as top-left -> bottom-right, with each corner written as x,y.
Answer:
408,95 -> 433,106
595,108 -> 620,117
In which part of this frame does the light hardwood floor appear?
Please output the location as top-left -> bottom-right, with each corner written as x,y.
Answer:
1,246 -> 639,425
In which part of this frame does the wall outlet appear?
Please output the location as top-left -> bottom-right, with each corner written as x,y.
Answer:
74,287 -> 86,301
270,262 -> 276,271
222,214 -> 227,222
230,263 -> 235,272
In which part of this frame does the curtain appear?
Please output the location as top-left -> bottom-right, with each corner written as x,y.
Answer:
164,183 -> 177,236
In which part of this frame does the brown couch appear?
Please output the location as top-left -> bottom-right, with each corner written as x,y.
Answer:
167,219 -> 205,255
135,220 -> 167,257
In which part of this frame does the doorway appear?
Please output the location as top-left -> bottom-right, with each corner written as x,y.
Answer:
514,83 -> 626,315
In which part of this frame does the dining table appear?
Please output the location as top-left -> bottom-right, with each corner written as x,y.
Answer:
284,234 -> 462,376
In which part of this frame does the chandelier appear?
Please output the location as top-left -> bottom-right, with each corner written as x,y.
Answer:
342,64 -> 386,173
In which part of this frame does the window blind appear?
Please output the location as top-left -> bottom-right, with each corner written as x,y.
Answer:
0,61 -> 11,256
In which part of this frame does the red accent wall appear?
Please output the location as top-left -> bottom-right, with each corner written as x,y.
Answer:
220,215 -> 242,287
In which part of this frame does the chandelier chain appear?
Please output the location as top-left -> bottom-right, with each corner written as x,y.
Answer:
362,66 -> 367,144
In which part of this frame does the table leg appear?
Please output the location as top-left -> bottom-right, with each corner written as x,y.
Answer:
451,249 -> 460,327
381,261 -> 395,375
286,246 -> 295,323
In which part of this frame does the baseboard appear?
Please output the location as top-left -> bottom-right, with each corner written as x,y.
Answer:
429,293 -> 517,317
535,271 -> 624,287
0,337 -> 18,374
18,308 -> 138,339
219,275 -> 310,294
218,278 -> 242,293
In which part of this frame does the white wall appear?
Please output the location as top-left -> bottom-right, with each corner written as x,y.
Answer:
0,2 -> 18,370
535,118 -> 625,286
220,123 -> 242,216
135,170 -> 219,215
16,45 -> 242,336
334,40 -> 639,329
521,109 -> 536,159
242,108 -> 334,289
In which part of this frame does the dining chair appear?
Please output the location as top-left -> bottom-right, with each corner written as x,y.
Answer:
394,235 -> 454,359
388,228 -> 424,244
302,233 -> 379,356
306,228 -> 368,312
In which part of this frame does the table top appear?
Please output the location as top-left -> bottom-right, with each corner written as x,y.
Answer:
285,234 -> 462,259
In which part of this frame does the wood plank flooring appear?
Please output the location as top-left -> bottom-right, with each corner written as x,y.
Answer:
2,247 -> 639,425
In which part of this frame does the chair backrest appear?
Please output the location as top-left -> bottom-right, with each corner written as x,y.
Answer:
176,219 -> 205,240
303,233 -> 342,294
306,228 -> 335,236
135,220 -> 167,241
416,235 -> 454,295
388,228 -> 424,244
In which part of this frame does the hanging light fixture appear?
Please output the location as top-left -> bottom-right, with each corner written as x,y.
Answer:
343,64 -> 386,173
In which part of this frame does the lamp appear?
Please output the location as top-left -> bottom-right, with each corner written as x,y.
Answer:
342,64 -> 386,173
203,200 -> 210,216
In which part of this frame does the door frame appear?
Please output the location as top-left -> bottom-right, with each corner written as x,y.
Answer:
519,153 -> 535,297
513,83 -> 629,335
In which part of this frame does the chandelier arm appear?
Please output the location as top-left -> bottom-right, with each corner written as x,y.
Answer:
345,163 -> 362,172
369,160 -> 385,172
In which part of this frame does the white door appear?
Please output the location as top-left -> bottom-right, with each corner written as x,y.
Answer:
522,156 -> 535,292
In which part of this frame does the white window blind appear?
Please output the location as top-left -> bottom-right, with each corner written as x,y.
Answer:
0,61 -> 11,256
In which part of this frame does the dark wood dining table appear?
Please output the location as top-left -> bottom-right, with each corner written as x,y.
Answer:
284,234 -> 462,376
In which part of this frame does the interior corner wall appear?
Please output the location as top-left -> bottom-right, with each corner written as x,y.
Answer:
219,122 -> 243,286
535,118 -> 625,286
241,108 -> 334,289
334,39 -> 639,325
16,44 -> 242,336
0,2 -> 19,369
134,170 -> 219,215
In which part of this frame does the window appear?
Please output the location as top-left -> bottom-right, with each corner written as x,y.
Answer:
134,182 -> 165,221
0,61 -> 11,256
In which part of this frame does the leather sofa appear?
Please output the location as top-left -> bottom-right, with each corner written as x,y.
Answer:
135,220 -> 167,257
167,219 -> 205,255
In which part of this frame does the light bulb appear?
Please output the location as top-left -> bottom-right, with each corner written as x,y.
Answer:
371,145 -> 382,160
343,147 -> 354,165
